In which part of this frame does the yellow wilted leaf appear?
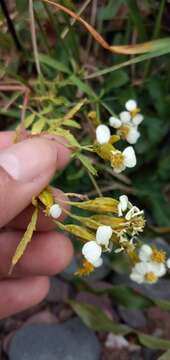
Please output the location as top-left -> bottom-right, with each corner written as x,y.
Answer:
63,99 -> 86,120
38,188 -> 54,210
55,221 -> 95,241
91,215 -> 127,229
31,117 -> 46,134
9,207 -> 38,274
69,197 -> 118,213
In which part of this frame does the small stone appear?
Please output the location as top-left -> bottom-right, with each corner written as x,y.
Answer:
118,306 -> 147,329
9,317 -> 101,360
47,277 -> 71,303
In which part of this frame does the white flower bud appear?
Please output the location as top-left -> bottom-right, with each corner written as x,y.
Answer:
139,244 -> 152,262
118,195 -> 129,216
82,241 -> 102,264
96,225 -> 113,248
133,114 -> 144,126
96,124 -> 111,144
109,116 -> 121,128
49,204 -> 62,219
125,99 -> 137,112
122,146 -> 136,168
119,111 -> 131,123
126,127 -> 140,144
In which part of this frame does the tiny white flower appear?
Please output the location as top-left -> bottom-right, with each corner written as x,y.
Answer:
125,99 -> 137,112
109,116 -> 121,129
126,126 -> 140,144
125,206 -> 143,220
119,111 -> 131,123
93,257 -> 103,268
123,146 -> 137,169
96,225 -> 113,249
96,124 -> 111,144
82,241 -> 102,265
49,204 -> 62,219
118,195 -> 129,216
130,271 -> 144,284
133,114 -> 144,126
139,244 -> 153,262
150,262 -> 166,277
166,258 -> 170,268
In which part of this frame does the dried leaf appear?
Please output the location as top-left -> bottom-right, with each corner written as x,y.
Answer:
9,207 -> 38,273
38,188 -> 54,209
54,221 -> 95,241
69,197 -> 118,213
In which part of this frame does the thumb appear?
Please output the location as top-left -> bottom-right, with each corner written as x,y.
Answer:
0,136 -> 70,227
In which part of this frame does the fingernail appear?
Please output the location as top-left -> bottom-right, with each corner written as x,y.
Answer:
0,138 -> 58,182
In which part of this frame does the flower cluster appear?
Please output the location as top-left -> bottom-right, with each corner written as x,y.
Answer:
82,225 -> 113,267
109,99 -> 143,144
130,244 -> 170,284
95,99 -> 143,173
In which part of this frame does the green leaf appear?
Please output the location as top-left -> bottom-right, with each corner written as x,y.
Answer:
50,127 -> 80,148
63,119 -> 81,128
125,0 -> 147,41
39,54 -> 70,74
77,154 -> 97,176
69,300 -> 130,335
98,0 -> 124,20
158,350 -> 170,360
69,75 -> 97,99
102,70 -> 129,95
24,113 -> 36,128
31,118 -> 46,134
138,333 -> 170,351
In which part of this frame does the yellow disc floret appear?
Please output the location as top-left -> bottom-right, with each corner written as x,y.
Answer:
145,272 -> 158,284
111,151 -> 124,170
151,248 -> 166,264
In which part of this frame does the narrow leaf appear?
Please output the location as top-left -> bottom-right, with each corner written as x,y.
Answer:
77,154 -> 97,176
31,117 -> 46,134
10,207 -> 38,273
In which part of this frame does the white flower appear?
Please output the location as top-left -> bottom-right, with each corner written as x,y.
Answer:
96,225 -> 113,249
125,126 -> 140,144
125,206 -> 143,220
166,258 -> 170,268
111,146 -> 136,173
139,244 -> 153,262
82,241 -> 102,265
130,262 -> 158,284
49,204 -> 62,219
118,195 -> 129,216
125,99 -> 137,112
93,257 -> 103,268
109,116 -> 121,128
96,124 -> 111,144
119,111 -> 131,123
133,114 -> 144,126
123,146 -> 137,168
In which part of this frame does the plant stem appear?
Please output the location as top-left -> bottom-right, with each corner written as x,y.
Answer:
29,0 -> 42,76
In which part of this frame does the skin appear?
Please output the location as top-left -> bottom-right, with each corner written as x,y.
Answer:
0,131 -> 73,319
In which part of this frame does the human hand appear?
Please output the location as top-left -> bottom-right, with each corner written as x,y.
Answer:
0,132 -> 73,319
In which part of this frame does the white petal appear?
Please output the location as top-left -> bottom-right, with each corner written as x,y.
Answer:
166,258 -> 170,268
119,195 -> 129,212
133,114 -> 144,126
49,204 -> 62,219
126,127 -> 140,144
130,271 -> 144,284
123,146 -> 136,168
96,124 -> 111,144
150,262 -> 166,277
133,262 -> 148,275
93,257 -> 103,268
125,206 -> 142,220
96,225 -> 113,247
109,116 -> 121,128
82,241 -> 102,264
139,245 -> 152,262
119,111 -> 131,123
125,99 -> 137,112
